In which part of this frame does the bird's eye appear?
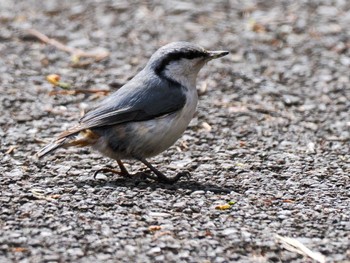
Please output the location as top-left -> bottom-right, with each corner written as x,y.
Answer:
155,50 -> 207,75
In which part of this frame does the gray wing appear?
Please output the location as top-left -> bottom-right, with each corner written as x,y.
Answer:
79,72 -> 186,129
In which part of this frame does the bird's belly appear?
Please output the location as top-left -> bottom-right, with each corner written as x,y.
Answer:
93,96 -> 197,160
124,106 -> 194,157
94,115 -> 190,159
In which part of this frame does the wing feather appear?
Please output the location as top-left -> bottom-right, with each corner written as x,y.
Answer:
58,73 -> 187,139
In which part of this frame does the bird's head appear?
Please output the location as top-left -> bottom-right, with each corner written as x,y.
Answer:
147,42 -> 229,87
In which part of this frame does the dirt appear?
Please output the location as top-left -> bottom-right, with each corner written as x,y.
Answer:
0,0 -> 349,262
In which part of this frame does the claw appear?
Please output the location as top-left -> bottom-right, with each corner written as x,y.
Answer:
93,167 -> 130,180
136,157 -> 192,184
176,171 -> 191,180
136,170 -> 191,184
137,171 -> 158,181
155,171 -> 191,184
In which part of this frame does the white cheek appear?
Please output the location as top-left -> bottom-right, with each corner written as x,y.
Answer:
164,58 -> 204,87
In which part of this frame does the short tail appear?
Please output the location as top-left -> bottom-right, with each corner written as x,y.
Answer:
36,129 -> 99,158
36,137 -> 68,158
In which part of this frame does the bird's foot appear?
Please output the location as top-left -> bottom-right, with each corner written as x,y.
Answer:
93,167 -> 131,180
136,157 -> 192,184
140,170 -> 191,184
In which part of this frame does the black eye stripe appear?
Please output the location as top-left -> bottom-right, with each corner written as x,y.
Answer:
155,50 -> 207,75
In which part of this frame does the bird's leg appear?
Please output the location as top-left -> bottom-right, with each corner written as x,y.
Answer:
93,159 -> 131,179
117,159 -> 129,176
137,158 -> 191,184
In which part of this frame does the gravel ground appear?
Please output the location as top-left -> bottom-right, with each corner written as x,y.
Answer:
1,0 -> 349,262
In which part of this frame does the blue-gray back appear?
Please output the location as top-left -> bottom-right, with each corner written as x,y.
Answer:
79,68 -> 187,129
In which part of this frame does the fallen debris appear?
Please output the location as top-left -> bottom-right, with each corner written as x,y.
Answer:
276,235 -> 326,263
27,28 -> 110,63
45,74 -> 110,96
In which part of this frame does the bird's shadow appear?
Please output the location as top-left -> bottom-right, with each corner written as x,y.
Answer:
76,176 -> 239,194
34,160 -> 240,194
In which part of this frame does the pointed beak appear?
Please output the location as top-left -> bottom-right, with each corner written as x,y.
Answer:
207,50 -> 229,59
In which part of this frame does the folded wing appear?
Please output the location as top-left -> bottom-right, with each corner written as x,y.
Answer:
58,74 -> 186,139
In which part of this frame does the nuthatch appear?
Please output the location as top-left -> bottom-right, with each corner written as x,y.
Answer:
37,42 -> 229,183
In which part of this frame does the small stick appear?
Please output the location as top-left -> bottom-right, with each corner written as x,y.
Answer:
48,89 -> 110,96
5,145 -> 18,154
27,28 -> 109,61
276,235 -> 326,263
46,74 -> 110,96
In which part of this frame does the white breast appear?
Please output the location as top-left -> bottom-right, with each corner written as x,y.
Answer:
135,87 -> 198,157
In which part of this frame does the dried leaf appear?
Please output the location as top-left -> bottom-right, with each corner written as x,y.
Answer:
46,74 -> 60,86
215,204 -> 231,210
46,74 -> 71,89
148,225 -> 161,232
49,194 -> 61,199
12,247 -> 28,253
249,19 -> 266,33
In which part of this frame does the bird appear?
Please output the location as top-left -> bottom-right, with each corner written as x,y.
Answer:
37,41 -> 229,183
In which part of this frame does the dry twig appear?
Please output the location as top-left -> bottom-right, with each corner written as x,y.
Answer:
27,28 -> 109,61
46,74 -> 110,96
276,235 -> 326,263
48,89 -> 109,96
30,189 -> 58,202
5,145 -> 18,154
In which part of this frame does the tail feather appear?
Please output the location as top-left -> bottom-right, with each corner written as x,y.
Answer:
36,137 -> 68,158
36,129 -> 100,158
